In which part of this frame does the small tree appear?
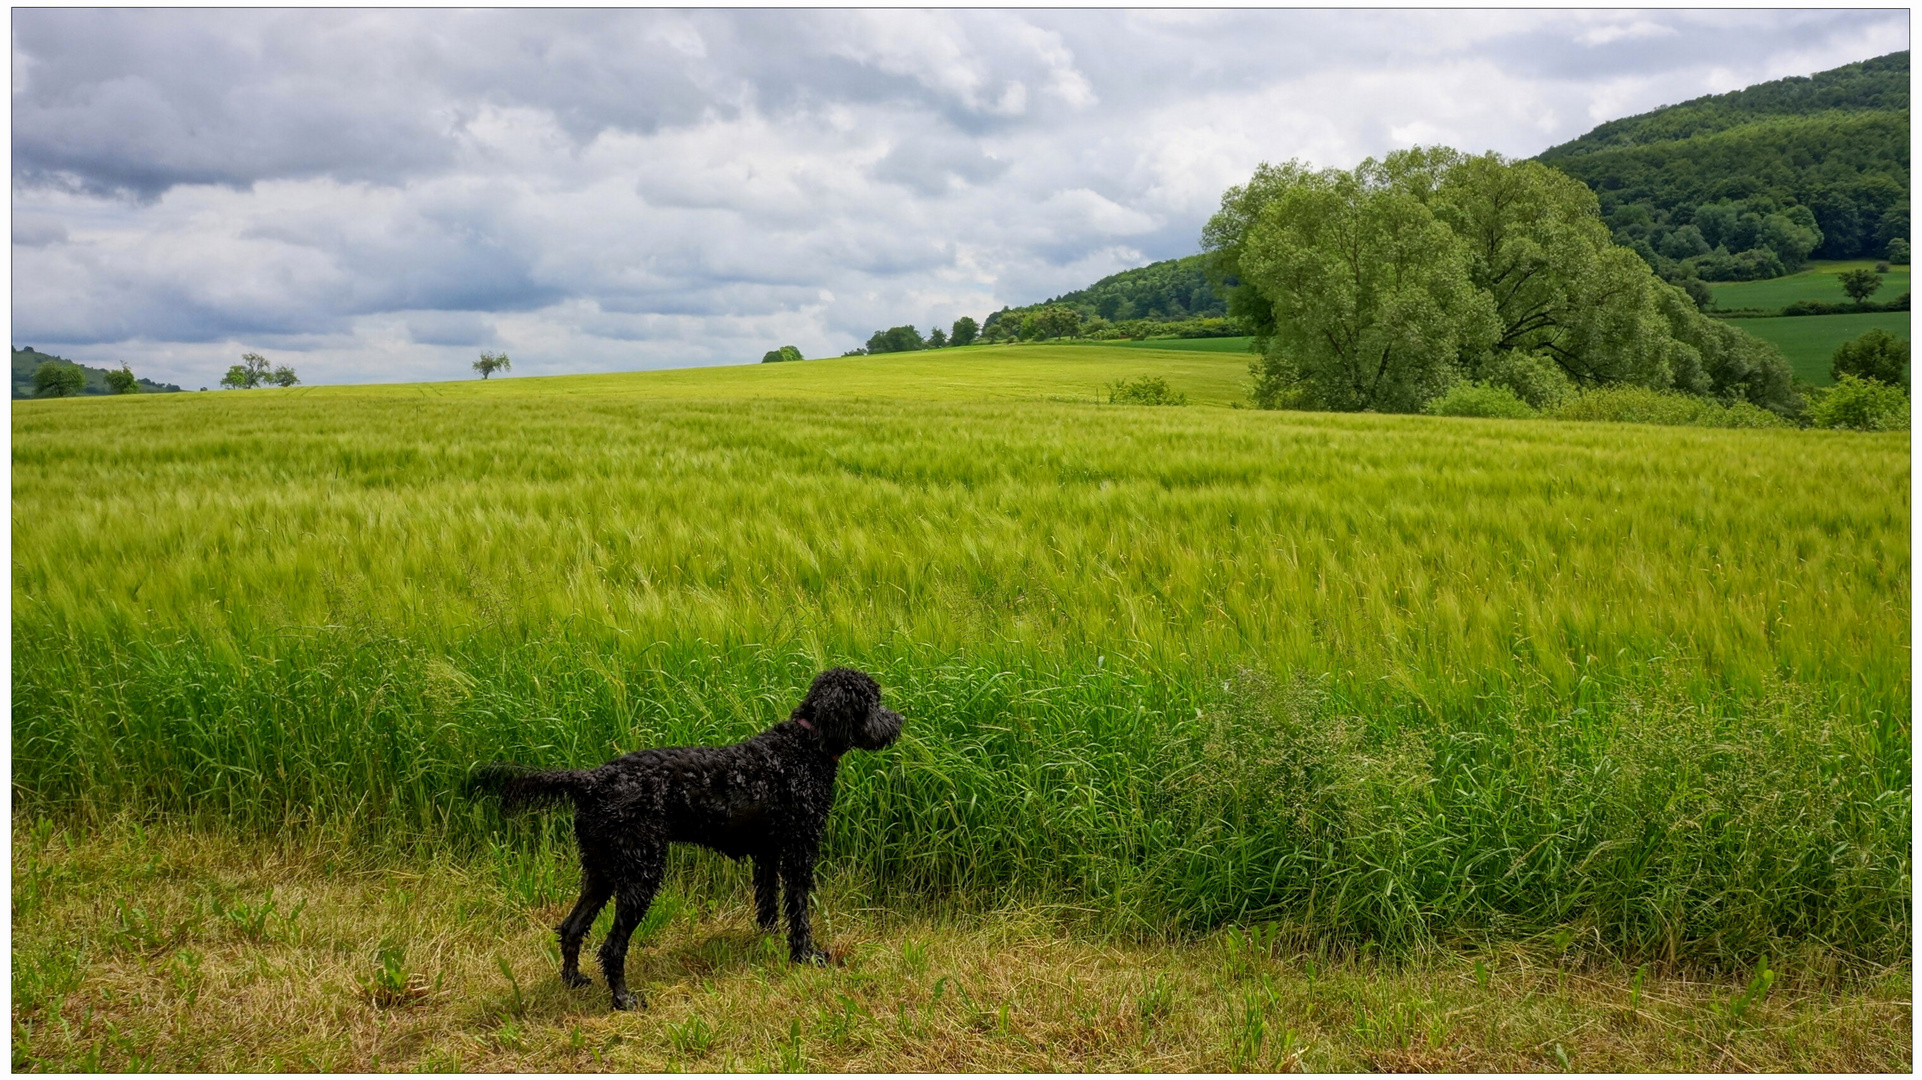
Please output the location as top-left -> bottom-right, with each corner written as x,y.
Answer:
1830,328 -> 1909,391
474,351 -> 512,379
1888,238 -> 1910,264
759,345 -> 803,364
1810,373 -> 1909,430
271,365 -> 300,387
927,326 -> 948,349
32,360 -> 86,398
222,351 -> 273,389
1838,268 -> 1883,307
104,364 -> 141,394
950,316 -> 979,347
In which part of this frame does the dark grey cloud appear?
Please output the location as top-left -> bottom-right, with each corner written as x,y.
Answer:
11,8 -> 1907,386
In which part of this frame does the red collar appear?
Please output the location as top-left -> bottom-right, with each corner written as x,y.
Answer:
793,717 -> 842,761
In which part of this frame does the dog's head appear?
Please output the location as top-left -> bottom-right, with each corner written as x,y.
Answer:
795,667 -> 903,755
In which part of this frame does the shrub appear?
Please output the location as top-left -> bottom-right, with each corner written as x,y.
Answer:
1106,376 -> 1187,406
1423,381 -> 1537,419
761,345 -> 804,364
1477,350 -> 1574,409
1550,385 -> 1790,428
104,365 -> 141,394
1829,328 -> 1909,390
866,326 -> 925,354
1807,374 -> 1909,431
32,361 -> 86,398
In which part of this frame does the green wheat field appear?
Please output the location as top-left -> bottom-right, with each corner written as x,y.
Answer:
12,343 -> 1912,1069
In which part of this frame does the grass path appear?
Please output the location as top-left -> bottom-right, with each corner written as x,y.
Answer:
12,820 -> 1910,1073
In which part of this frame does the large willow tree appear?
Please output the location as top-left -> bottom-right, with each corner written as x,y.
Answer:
1205,148 -> 1797,414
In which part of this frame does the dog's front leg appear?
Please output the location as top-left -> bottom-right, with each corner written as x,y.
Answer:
752,853 -> 780,934
779,852 -> 829,965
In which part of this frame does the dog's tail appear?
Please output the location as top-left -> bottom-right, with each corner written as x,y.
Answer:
468,763 -> 592,815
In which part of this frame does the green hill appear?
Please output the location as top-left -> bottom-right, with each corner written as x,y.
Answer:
1539,51 -> 1908,155
12,346 -> 184,398
978,254 -> 1233,341
1538,52 -> 1909,271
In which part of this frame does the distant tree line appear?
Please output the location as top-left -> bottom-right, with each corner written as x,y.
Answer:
1205,146 -> 1799,417
978,309 -> 1240,343
1538,51 -> 1909,284
846,254 -> 1247,355
842,317 -> 979,356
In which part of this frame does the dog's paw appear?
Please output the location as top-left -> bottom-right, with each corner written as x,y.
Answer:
791,948 -> 833,967
561,970 -> 593,989
610,989 -> 645,1011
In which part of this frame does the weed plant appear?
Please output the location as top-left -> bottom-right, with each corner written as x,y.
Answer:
12,360 -> 1911,966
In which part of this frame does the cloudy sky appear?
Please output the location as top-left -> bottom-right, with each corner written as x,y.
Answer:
11,8 -> 1909,387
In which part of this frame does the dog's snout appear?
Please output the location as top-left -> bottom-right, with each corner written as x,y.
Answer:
866,707 -> 905,749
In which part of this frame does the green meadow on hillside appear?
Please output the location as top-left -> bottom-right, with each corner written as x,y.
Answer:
1708,260 -> 1911,312
1724,312 -> 1912,383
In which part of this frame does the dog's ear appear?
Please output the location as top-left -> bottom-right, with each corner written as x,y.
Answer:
801,667 -> 878,748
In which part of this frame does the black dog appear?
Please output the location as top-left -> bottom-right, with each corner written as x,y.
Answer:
471,667 -> 903,1010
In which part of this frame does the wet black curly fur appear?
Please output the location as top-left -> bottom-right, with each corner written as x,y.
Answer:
469,667 -> 904,1011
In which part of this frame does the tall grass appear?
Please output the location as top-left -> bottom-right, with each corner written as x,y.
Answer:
12,354 -> 1911,963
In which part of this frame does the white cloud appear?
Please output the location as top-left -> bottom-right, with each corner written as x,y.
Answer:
9,9 -> 1909,388
1578,20 -> 1679,47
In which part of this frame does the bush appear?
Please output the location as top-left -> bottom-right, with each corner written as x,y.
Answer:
31,360 -> 86,398
1829,328 -> 1908,389
761,345 -> 804,364
1105,376 -> 1187,406
866,326 -> 926,354
1423,381 -> 1537,419
1550,385 -> 1790,428
104,365 -> 140,394
1477,350 -> 1574,409
1807,374 -> 1909,431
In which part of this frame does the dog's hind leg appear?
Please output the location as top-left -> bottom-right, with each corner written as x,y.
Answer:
779,851 -> 829,965
597,849 -> 666,1011
556,870 -> 613,989
752,853 -> 780,933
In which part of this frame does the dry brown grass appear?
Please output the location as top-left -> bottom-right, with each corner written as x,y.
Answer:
13,818 -> 1911,1072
